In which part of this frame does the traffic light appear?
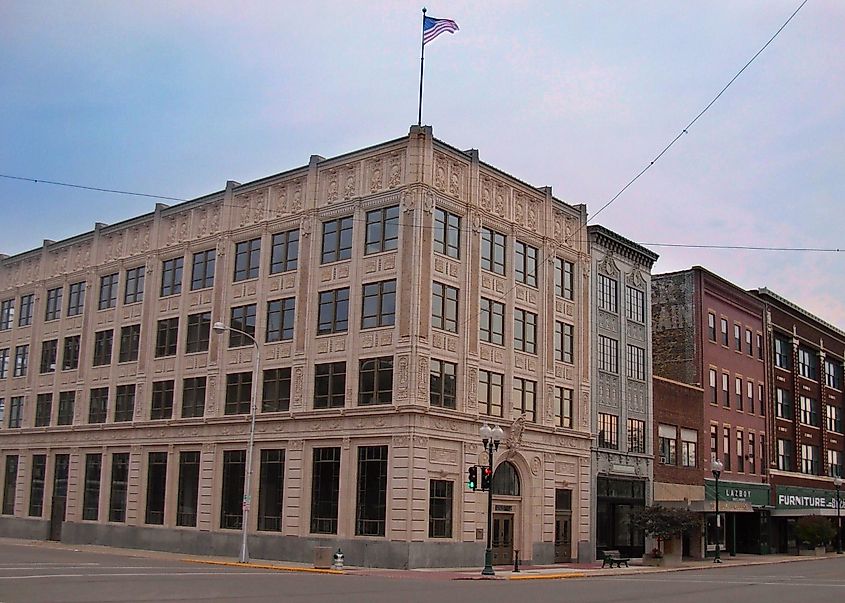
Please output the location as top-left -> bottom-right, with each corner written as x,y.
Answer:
467,466 -> 478,491
481,466 -> 493,491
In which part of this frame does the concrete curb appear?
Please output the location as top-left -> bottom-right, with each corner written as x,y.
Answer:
508,572 -> 587,581
184,558 -> 344,575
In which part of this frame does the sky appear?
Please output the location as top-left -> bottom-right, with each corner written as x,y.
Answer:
1,1 -> 843,325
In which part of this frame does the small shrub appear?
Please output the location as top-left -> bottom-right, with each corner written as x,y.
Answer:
794,515 -> 836,548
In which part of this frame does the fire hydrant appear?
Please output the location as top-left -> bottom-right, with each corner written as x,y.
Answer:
332,548 -> 344,570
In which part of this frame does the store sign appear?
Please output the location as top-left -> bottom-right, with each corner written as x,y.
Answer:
704,479 -> 770,506
776,486 -> 840,509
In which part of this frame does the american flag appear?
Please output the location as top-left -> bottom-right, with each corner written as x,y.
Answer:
423,16 -> 459,45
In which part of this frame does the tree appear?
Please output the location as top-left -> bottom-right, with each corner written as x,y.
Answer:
794,515 -> 836,549
631,505 -> 700,554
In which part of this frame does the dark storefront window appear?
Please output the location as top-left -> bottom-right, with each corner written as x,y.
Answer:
596,477 -> 646,558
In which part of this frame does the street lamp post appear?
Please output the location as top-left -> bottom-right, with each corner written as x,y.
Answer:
213,321 -> 260,564
835,477 -> 843,555
711,459 -> 724,563
480,423 -> 504,577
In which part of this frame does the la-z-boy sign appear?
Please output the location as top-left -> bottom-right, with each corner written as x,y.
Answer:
776,486 -> 840,509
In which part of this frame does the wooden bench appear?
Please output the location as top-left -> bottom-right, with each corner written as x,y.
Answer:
600,549 -> 630,568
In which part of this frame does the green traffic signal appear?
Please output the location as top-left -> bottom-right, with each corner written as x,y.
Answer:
467,465 -> 478,490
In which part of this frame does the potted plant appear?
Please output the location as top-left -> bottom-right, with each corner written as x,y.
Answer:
632,505 -> 700,565
794,515 -> 835,556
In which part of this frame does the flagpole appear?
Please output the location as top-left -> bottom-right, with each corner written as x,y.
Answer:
418,7 -> 426,126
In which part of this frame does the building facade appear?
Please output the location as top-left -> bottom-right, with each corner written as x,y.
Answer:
756,288 -> 845,554
652,267 -> 769,557
587,226 -> 658,559
0,125 -> 593,568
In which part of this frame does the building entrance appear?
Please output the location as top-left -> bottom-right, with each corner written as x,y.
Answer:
492,513 -> 514,565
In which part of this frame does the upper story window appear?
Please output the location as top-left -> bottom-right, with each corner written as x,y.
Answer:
481,228 -> 506,275
707,312 -> 716,342
514,241 -> 537,287
361,280 -> 396,329
745,329 -> 753,355
431,282 -> 458,333
92,330 -> 114,366
627,344 -> 646,381
321,217 -> 353,264
234,238 -> 261,281
160,257 -> 184,297
597,335 -> 618,374
317,288 -> 349,335
0,348 -> 8,379
513,309 -> 537,354
433,208 -> 460,259
365,206 -> 399,254
798,347 -> 818,380
270,230 -> 299,273
628,418 -> 646,455
775,387 -> 792,419
191,249 -> 216,290
99,273 -> 119,310
774,335 -> 791,369
825,359 -> 842,390
597,274 -> 617,313
266,299 -> 295,342
67,281 -> 86,317
555,258 -> 574,300
733,324 -> 741,351
626,287 -> 645,323
598,413 -> 619,450
799,395 -> 820,427
555,322 -> 574,364
45,287 -> 63,321
480,298 -> 505,345
124,266 -> 145,304
0,299 -> 14,330
18,294 -> 33,327
154,318 -> 179,357
720,318 -> 728,346
228,305 -> 256,347
13,345 -> 29,377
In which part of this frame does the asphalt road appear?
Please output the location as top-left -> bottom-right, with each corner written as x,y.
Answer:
2,540 -> 845,603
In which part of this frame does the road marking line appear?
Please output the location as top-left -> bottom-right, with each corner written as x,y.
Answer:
606,577 -> 845,588
0,571 -> 280,581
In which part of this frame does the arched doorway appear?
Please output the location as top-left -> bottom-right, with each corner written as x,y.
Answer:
491,461 -> 521,565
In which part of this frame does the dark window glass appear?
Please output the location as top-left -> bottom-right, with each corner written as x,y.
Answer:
258,449 -> 285,532
99,273 -> 119,310
35,393 -> 52,427
160,257 -> 184,297
598,274 -> 618,313
355,445 -> 388,536
114,385 -> 136,422
430,359 -> 457,409
40,339 -> 58,373
0,299 -> 14,330
317,288 -> 349,335
365,206 -> 399,254
314,362 -> 346,409
234,238 -> 261,282
176,451 -> 200,527
28,454 -> 46,517
109,452 -> 130,522
321,217 -> 353,264
361,280 -> 396,329
554,387 -> 573,428
358,357 -> 393,406
67,281 -> 86,316
13,345 -> 28,377
18,294 -> 33,327
310,447 -> 340,534
480,298 -> 504,345
124,267 -> 145,304
8,397 -> 23,428
225,372 -> 252,415
45,287 -> 62,321
266,299 -> 295,342
478,370 -> 504,417
626,286 -> 645,322
598,413 -> 619,449
92,330 -> 114,366
191,249 -> 216,290
82,453 -> 102,521
89,388 -> 108,424
57,391 -> 75,425
433,208 -> 461,259
2,455 -> 19,515
229,304 -> 256,347
182,377 -> 206,418
220,450 -> 245,529
118,325 -> 141,362
555,258 -> 574,300
155,318 -> 179,357
186,312 -> 211,353
481,228 -> 506,275
429,479 -> 453,538
597,335 -> 618,373
0,348 -> 7,379
512,378 -> 536,422
431,282 -> 458,333
263,368 -> 291,412
513,308 -> 537,354
270,230 -> 299,273
555,322 -> 574,364
145,452 -> 167,525
151,380 -> 174,420
514,241 -> 538,287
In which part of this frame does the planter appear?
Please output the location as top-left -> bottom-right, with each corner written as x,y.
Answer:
641,555 -> 665,566
798,546 -> 827,557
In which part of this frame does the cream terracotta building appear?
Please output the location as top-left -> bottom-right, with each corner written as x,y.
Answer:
0,126 -> 592,568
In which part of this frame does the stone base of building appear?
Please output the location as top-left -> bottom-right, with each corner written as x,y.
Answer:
0,516 -> 50,540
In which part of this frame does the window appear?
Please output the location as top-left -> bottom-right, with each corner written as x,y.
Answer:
176,451 -> 200,527
597,335 -> 618,373
480,298 -> 505,345
89,388 -> 108,424
8,397 -> 23,428
234,238 -> 261,280
13,344 -> 28,377
626,287 -> 645,322
481,227 -> 507,275
776,388 -> 792,419
748,432 -> 756,474
115,385 -> 136,422
220,450 -> 245,529
317,288 -> 349,335
478,370 -> 504,418
99,273 -> 119,309
735,376 -> 743,410
29,455 -> 46,517
710,424 -> 718,462
160,257 -> 184,297
628,418 -> 646,454
759,383 -> 765,417
314,362 -> 346,409
53,454 -> 69,508
3,455 -> 18,515
734,324 -> 741,351
0,398 -> 4,425
182,377 -> 206,418
514,241 -> 538,287
185,312 -> 210,353
155,318 -> 178,357
365,206 -> 399,254
799,395 -> 820,427
598,274 -> 618,313
709,369 -> 717,404
361,281 -> 396,329
433,208 -> 460,259
229,304 -> 256,347
311,447 -> 340,534
598,413 -> 619,449
723,427 -> 731,471
829,450 -> 843,478
826,359 -> 842,390
736,430 -> 744,472
358,357 -> 393,406
681,429 -> 697,467
746,329 -> 753,355
555,258 -> 574,300
429,479 -> 453,538
321,217 -> 353,264
554,387 -> 573,428
258,449 -> 285,531
355,445 -> 388,536
627,345 -> 646,380
722,373 -> 729,407
720,318 -> 728,346
45,286 -> 62,321
512,378 -> 536,422
124,266 -> 145,304
262,368 -> 291,412
40,339 -> 58,373
67,281 -> 86,316
191,249 -> 216,290
777,438 -> 793,471
151,380 -> 174,420
774,335 -> 791,369
555,322 -> 574,364
430,359 -> 457,409
801,443 -> 820,475
82,454 -> 101,521
0,348 -> 7,379
513,309 -> 537,354
57,391 -> 75,425
118,325 -> 141,362
757,333 -> 763,360
225,372 -> 252,415
145,452 -> 167,525
827,404 -> 842,433
431,282 -> 459,333
109,452 -> 130,522
18,294 -> 33,327
35,393 -> 52,427
798,347 -> 818,380
270,230 -> 299,272
658,424 -> 677,464
93,330 -> 113,366
0,299 -> 14,330
747,381 -> 754,413
265,298 -> 296,343
707,312 -> 716,342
